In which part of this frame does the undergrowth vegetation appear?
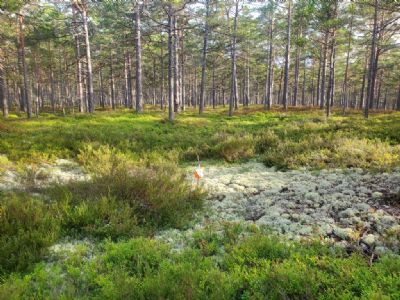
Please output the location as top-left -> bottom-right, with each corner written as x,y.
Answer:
0,228 -> 399,299
1,108 -> 400,298
0,145 -> 204,275
1,108 -> 400,170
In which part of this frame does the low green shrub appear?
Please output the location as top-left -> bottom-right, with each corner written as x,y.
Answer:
223,235 -> 292,270
262,133 -> 400,170
54,145 -> 205,230
58,194 -> 140,239
256,129 -> 280,153
0,193 -> 61,274
213,133 -> 256,162
333,137 -> 400,170
0,155 -> 12,175
1,234 -> 399,299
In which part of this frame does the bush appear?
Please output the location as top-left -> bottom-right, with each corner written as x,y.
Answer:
256,130 -> 280,153
0,193 -> 61,274
0,155 -> 12,175
333,137 -> 400,170
60,145 -> 205,229
223,235 -> 292,270
262,133 -> 400,170
1,234 -> 400,299
213,133 -> 255,162
58,193 -> 140,239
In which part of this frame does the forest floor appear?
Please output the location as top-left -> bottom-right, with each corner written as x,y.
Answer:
158,162 -> 400,253
1,107 -> 400,299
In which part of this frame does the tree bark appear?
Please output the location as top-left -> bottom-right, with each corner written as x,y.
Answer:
99,69 -> 105,109
167,5 -> 174,121
316,45 -> 322,107
396,83 -> 400,111
135,2 -> 143,113
73,7 -> 85,113
244,55 -> 250,106
124,51 -> 129,108
199,0 -> 210,114
282,0 -> 292,110
180,29 -> 185,111
160,35 -> 165,110
173,14 -> 180,113
109,51 -> 116,110
229,0 -> 239,116
265,14 -> 274,110
301,58 -> 306,106
319,33 -> 328,109
18,14 -> 32,118
365,0 -> 378,118
359,54 -> 368,110
292,27 -> 302,106
212,62 -> 216,109
341,14 -> 353,113
326,5 -> 337,118
0,63 -> 8,118
79,4 -> 94,113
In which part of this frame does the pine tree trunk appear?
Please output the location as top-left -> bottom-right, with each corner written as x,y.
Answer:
160,35 -> 165,110
135,2 -> 143,113
212,62 -> 216,109
193,67 -> 197,107
153,57 -> 157,106
0,49 -> 8,118
265,14 -> 274,110
383,89 -> 387,110
229,0 -> 239,116
282,0 -> 291,110
359,54 -> 368,110
292,29 -> 301,106
173,15 -> 180,113
168,6 -> 174,121
245,57 -> 250,106
375,71 -> 383,109
341,15 -> 353,113
17,30 -> 25,113
199,0 -> 210,114
320,33 -> 328,109
0,64 -> 8,118
330,46 -> 336,107
396,83 -> 400,111
310,62 -> 315,106
256,82 -> 259,105
73,7 -> 85,113
18,14 -> 32,118
124,52 -> 129,108
180,29 -> 185,111
316,46 -> 322,107
81,6 -> 94,113
326,22 -> 336,118
109,51 -> 116,110
301,58 -> 306,106
365,0 -> 378,118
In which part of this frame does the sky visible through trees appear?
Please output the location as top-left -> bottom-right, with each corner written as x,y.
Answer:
0,0 -> 399,120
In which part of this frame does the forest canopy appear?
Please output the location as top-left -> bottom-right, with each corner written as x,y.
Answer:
0,0 -> 399,120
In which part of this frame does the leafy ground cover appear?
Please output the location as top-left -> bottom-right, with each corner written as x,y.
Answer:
1,107 -> 400,299
1,107 -> 399,170
0,228 -> 399,299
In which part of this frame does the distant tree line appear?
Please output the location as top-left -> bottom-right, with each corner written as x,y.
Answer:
0,0 -> 399,120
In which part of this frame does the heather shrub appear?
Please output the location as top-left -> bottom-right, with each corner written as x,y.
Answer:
214,133 -> 255,162
65,145 -> 205,229
0,193 -> 61,274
